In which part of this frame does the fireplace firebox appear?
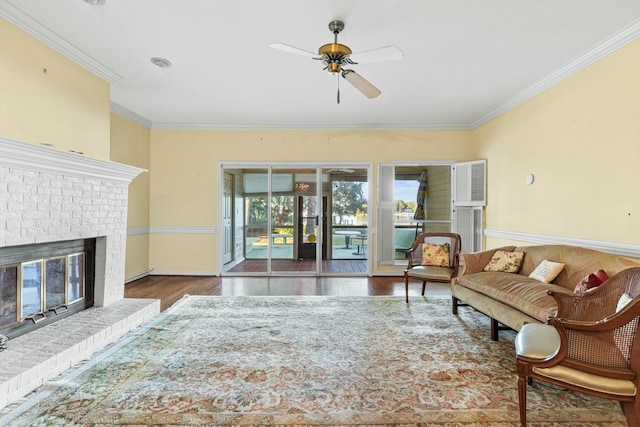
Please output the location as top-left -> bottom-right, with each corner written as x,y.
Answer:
0,238 -> 95,339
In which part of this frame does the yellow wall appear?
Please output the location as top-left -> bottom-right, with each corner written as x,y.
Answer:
0,19 -> 110,160
7,12 -> 638,276
149,129 -> 474,274
473,39 -> 640,249
110,113 -> 151,279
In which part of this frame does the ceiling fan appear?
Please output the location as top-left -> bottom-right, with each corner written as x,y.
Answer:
325,168 -> 355,174
269,20 -> 404,103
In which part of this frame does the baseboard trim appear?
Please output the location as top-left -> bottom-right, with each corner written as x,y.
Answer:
125,269 -> 152,284
149,270 -> 219,276
484,229 -> 640,259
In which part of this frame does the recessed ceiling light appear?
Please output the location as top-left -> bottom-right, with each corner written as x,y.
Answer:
82,0 -> 106,5
150,57 -> 172,68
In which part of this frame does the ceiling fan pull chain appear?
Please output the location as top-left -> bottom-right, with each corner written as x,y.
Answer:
337,74 -> 341,104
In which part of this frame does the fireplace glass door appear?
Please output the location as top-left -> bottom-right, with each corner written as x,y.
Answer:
21,260 -> 43,319
46,257 -> 66,310
0,266 -> 18,328
68,253 -> 85,303
0,239 -> 95,339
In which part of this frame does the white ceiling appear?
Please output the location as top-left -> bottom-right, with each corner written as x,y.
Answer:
2,0 -> 640,130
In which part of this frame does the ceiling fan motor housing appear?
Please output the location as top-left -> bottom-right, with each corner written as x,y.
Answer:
319,43 -> 352,73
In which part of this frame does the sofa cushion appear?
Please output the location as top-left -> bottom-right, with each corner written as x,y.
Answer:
483,250 -> 525,273
456,272 -> 574,322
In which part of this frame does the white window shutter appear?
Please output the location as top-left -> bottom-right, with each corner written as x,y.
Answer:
454,160 -> 486,206
377,164 -> 396,264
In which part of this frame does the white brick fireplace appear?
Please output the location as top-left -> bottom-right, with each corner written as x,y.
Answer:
0,137 -> 159,409
0,137 -> 143,305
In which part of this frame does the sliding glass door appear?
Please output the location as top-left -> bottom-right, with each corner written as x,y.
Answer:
220,164 -> 369,276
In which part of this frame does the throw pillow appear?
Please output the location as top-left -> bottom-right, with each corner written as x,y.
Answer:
483,250 -> 525,273
529,260 -> 565,283
617,292 -> 634,313
421,243 -> 450,267
615,293 -> 635,360
574,269 -> 610,294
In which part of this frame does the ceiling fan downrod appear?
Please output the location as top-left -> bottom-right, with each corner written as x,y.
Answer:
319,20 -> 351,74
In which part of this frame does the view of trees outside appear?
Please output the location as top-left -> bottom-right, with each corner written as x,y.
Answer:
246,195 -> 294,234
395,179 -> 419,220
246,179 -> 419,230
332,181 -> 367,225
245,181 -> 370,233
271,195 -> 294,228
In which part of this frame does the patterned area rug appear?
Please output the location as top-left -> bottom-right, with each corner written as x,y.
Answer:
0,296 -> 628,426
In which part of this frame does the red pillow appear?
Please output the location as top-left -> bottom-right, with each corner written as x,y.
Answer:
574,269 -> 609,294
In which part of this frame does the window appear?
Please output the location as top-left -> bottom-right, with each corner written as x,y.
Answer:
377,163 -> 454,265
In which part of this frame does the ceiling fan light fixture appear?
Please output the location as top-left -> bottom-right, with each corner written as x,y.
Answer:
342,69 -> 381,99
82,0 -> 106,5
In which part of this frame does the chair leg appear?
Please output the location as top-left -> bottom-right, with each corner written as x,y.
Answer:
517,374 -> 528,427
491,318 -> 499,341
404,273 -> 409,304
452,296 -> 459,314
421,280 -> 427,296
622,399 -> 640,427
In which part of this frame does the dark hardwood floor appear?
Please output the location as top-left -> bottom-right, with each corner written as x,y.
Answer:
124,275 -> 452,312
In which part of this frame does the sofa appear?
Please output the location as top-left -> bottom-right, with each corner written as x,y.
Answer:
451,244 -> 640,340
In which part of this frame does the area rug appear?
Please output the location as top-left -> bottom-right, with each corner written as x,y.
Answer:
0,296 -> 628,426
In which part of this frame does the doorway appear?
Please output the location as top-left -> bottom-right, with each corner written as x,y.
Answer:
297,195 -> 327,260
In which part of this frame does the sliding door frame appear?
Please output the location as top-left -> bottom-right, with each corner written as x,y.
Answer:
218,161 -> 373,276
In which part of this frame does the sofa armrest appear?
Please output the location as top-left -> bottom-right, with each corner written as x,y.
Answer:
458,246 -> 516,276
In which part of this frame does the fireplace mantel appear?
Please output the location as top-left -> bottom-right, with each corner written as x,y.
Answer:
0,136 -> 145,182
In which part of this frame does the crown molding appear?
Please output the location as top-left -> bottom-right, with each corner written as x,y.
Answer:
0,0 -> 121,83
149,122 -> 474,131
471,18 -> 640,129
0,136 -> 146,183
484,228 -> 640,259
111,102 -> 153,128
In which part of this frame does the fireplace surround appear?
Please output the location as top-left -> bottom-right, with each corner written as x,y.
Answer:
0,136 -> 159,409
0,137 -> 144,307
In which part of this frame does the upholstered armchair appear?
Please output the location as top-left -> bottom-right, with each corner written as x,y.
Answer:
515,267 -> 640,426
404,232 -> 461,303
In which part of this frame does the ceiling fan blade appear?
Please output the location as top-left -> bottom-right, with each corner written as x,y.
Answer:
269,43 -> 318,59
342,70 -> 381,99
349,45 -> 404,64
